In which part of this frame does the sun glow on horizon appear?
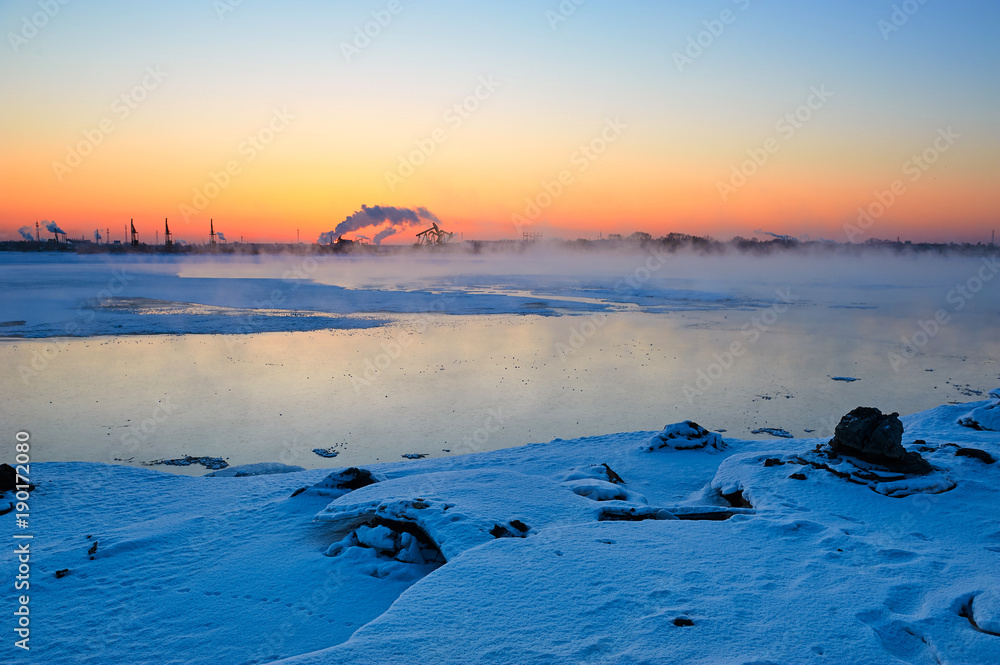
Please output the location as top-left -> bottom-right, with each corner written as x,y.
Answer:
1,0 -> 997,245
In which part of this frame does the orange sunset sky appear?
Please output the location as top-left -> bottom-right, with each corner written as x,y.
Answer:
1,0 -> 998,245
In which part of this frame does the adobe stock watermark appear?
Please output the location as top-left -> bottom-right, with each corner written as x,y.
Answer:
452,407 -> 508,455
556,245 -> 671,361
682,288 -> 798,403
214,0 -> 245,21
554,313 -> 609,362
178,107 -> 294,223
18,268 -> 134,384
12,430 -> 32,651
340,0 -> 410,62
222,253 -> 322,352
349,287 -> 462,392
717,85 -> 833,202
844,126 -> 958,242
7,0 -> 71,53
673,0 -> 751,73
512,117 -> 627,234
546,0 -> 587,31
111,395 -> 180,463
385,75 -> 502,192
878,0 -> 931,41
52,66 -> 168,182
888,256 -> 998,371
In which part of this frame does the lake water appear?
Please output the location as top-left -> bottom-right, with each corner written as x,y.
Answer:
2,250 -> 997,474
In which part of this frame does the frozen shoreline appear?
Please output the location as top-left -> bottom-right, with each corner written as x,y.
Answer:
3,395 -> 1000,664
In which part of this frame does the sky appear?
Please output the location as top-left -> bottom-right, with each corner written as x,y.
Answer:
1,0 -> 998,245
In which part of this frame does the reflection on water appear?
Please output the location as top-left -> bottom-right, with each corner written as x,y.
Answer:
2,303 -> 997,475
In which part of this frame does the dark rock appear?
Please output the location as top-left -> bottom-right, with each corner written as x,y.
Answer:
956,448 -> 996,464
490,524 -> 512,538
598,506 -> 674,522
1,463 -> 34,493
763,458 -> 785,467
88,542 -> 98,556
598,509 -> 651,522
673,617 -> 694,627
145,456 -> 228,471
312,448 -> 339,458
326,467 -> 378,492
402,453 -> 428,460
832,407 -> 904,458
752,427 -> 793,439
290,487 -> 307,498
829,407 -> 932,475
509,519 -> 529,533
675,510 -> 736,521
789,473 -> 807,480
721,489 -> 753,509
55,569 -> 70,579
958,417 -> 987,431
0,464 -> 16,493
600,463 -> 625,484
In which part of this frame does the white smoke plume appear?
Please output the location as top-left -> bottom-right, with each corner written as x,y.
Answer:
754,229 -> 797,241
318,205 -> 439,244
45,221 -> 67,235
373,227 -> 398,245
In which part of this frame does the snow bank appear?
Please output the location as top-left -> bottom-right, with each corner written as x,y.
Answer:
972,587 -> 1000,635
959,388 -> 1000,431
7,398 -> 1000,665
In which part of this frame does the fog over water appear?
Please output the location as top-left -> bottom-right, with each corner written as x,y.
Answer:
1,249 -> 997,474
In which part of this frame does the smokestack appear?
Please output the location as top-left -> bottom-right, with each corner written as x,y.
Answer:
210,219 -> 216,247
45,221 -> 67,242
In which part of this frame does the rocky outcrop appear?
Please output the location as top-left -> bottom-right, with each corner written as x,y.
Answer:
829,407 -> 932,475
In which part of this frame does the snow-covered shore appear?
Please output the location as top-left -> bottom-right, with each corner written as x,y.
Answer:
4,394 -> 1000,664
